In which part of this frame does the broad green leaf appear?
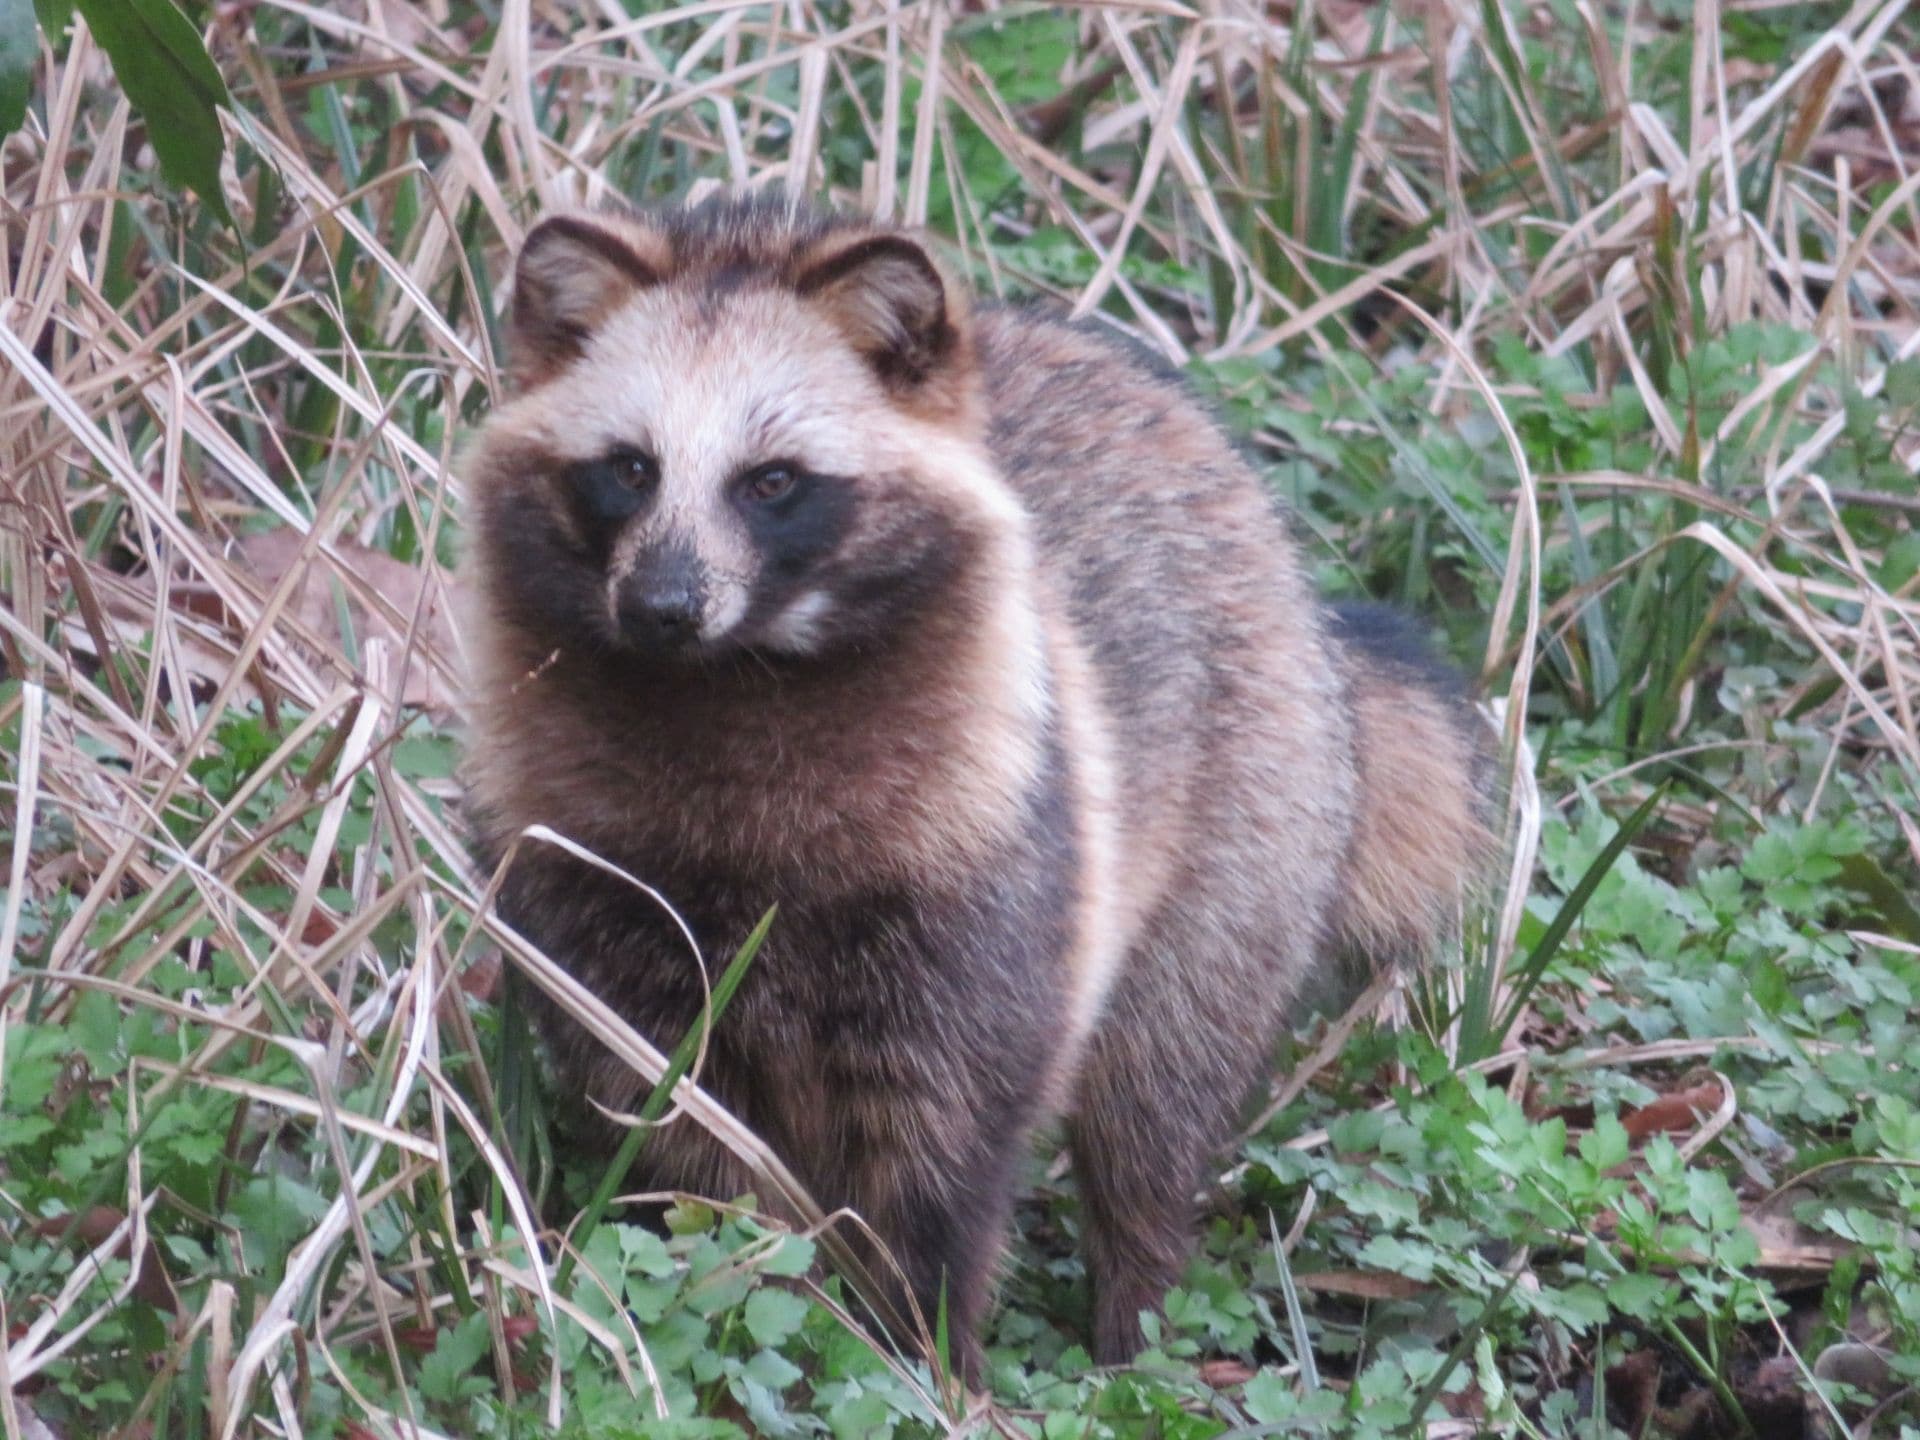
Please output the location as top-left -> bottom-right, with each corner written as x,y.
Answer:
1242,1368 -> 1298,1424
0,0 -> 33,136
73,0 -> 231,226
419,1310 -> 491,1405
757,1233 -> 815,1278
1578,1113 -> 1630,1172
743,1287 -> 811,1348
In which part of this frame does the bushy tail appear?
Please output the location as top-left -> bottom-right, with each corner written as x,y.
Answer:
1325,602 -> 1495,964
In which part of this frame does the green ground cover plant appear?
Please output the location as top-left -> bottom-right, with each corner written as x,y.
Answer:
2,0 -> 1917,1435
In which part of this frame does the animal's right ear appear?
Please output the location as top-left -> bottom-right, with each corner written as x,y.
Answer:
792,233 -> 958,393
509,213 -> 664,386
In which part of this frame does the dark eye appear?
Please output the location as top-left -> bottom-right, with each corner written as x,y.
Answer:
612,449 -> 658,490
565,448 -> 657,526
741,464 -> 799,505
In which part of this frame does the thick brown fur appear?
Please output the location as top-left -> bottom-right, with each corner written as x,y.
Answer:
457,193 -> 1492,1379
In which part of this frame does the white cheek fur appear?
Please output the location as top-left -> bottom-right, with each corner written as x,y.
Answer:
761,588 -> 834,654
702,583 -> 751,640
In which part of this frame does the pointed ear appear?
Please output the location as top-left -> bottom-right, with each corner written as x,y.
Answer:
509,213 -> 664,386
792,234 -> 961,390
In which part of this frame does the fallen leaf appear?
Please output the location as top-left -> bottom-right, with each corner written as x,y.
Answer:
1290,1270 -> 1428,1300
456,949 -> 502,1005
231,527 -> 459,713
1621,1082 -> 1723,1142
1200,1358 -> 1255,1387
1741,1208 -> 1853,1272
501,1313 -> 539,1345
300,909 -> 339,946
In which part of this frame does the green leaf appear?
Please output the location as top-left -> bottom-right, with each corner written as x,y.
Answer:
419,1310 -> 491,1405
1242,1368 -> 1299,1424
617,1224 -> 676,1280
0,0 -> 34,136
615,1424 -> 745,1440
1578,1113 -> 1630,1172
71,988 -> 121,1070
1606,1271 -> 1676,1321
742,1287 -> 810,1348
73,0 -> 232,227
742,1346 -> 803,1391
757,1234 -> 815,1278
1482,783 -> 1670,1057
1882,531 -> 1920,592
1357,1235 -> 1439,1283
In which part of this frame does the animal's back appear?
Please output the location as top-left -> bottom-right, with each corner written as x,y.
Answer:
975,307 -> 1355,933
975,307 -> 1472,1358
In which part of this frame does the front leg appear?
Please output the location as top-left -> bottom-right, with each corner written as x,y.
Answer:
831,1081 -> 1034,1389
773,858 -> 1075,1385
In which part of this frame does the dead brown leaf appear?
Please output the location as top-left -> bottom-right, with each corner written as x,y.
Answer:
1290,1270 -> 1428,1300
1199,1358 -> 1256,1388
1742,1207 -> 1854,1273
1622,1082 -> 1724,1142
230,528 -> 458,713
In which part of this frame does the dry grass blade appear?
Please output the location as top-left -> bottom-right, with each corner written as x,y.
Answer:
3,0 -> 1917,1432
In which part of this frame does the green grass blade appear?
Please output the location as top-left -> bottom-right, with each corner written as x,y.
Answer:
556,905 -> 776,1290
1489,783 -> 1669,1050
1267,1210 -> 1318,1392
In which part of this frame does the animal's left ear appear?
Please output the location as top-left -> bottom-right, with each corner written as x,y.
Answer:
793,234 -> 961,390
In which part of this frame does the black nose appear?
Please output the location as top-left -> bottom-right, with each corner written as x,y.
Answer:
623,586 -> 702,642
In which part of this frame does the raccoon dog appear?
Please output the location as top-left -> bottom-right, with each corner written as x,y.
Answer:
459,196 -> 1490,1376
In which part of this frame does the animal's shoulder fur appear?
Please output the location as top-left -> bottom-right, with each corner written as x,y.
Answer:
968,305 -> 1347,887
